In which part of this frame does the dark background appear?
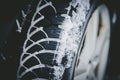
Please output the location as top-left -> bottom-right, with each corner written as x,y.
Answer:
0,0 -> 120,80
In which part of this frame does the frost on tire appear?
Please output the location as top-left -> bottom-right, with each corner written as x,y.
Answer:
17,0 -> 90,80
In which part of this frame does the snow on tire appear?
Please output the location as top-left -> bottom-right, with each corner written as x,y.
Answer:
17,0 -> 90,80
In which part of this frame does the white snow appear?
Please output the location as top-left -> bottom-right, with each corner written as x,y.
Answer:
53,0 -> 90,79
17,0 -> 90,80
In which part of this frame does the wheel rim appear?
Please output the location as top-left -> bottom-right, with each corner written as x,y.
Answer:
74,4 -> 110,80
